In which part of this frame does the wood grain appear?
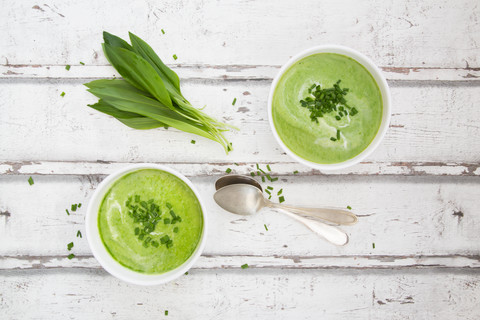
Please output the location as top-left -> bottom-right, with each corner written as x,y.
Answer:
1,0 -> 479,68
1,175 -> 479,260
1,81 -> 480,165
1,268 -> 479,319
1,64 -> 479,81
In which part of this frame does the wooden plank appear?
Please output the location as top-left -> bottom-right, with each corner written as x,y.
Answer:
1,160 -> 479,176
1,254 -> 480,270
1,268 -> 479,319
1,175 -> 479,259
1,81 -> 480,164
1,0 -> 479,69
1,64 -> 480,81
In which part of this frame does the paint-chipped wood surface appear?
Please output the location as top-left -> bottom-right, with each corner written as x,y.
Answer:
1,0 -> 480,318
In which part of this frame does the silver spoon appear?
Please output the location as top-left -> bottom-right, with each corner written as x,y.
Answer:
214,183 -> 350,246
215,175 -> 357,225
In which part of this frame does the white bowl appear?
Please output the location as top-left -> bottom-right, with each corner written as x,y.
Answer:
267,45 -> 391,171
86,164 -> 207,286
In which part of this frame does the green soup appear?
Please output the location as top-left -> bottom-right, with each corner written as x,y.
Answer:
272,53 -> 383,164
98,169 -> 203,274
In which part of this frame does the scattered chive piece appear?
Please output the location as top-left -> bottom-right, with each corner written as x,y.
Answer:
226,168 -> 232,173
67,253 -> 75,260
293,170 -> 299,175
232,98 -> 237,105
173,54 -> 178,60
78,203 -> 82,208
67,242 -> 74,251
372,243 -> 375,249
71,204 -> 78,212
79,61 -> 85,65
261,176 -> 265,182
347,205 -> 352,210
277,189 -> 283,196
161,29 -> 165,34
65,209 -> 70,216
264,224 -> 268,231
266,186 -> 273,190
265,189 -> 271,195
241,263 -> 249,269
76,230 -> 82,238
191,140 -> 196,144
271,177 -> 278,182
185,272 -> 188,275
337,130 -> 341,140
60,92 -> 65,97
28,176 -> 34,185
265,174 -> 272,181
165,310 -> 168,316
330,137 -> 337,141
234,163 -> 239,166
268,195 -> 271,200
65,65 -> 71,71
266,164 -> 271,171
164,218 -> 171,224
256,171 -> 261,176
174,227 -> 179,233
279,196 -> 285,203
256,163 -> 260,170
166,202 -> 172,209
250,172 -> 255,177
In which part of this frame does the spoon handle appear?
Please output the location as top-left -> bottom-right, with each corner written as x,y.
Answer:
268,202 -> 358,225
280,210 -> 349,246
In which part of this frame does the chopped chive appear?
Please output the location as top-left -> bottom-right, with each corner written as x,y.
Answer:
191,140 -> 196,144
166,202 -> 172,209
67,242 -> 74,251
277,189 -> 283,196
337,130 -> 340,140
265,174 -> 272,181
28,176 -> 34,185
372,243 -> 375,249
71,204 -> 78,212
293,170 -> 299,175
76,230 -> 82,238
234,163 -> 239,166
256,171 -> 261,176
60,92 -> 65,97
271,177 -> 278,182
347,205 -> 352,210
330,137 -> 337,141
266,186 -> 273,190
65,65 -> 71,71
265,189 -> 271,195
256,163 -> 260,170
185,272 -> 188,275
241,263 -> 249,269
266,164 -> 271,171
279,196 -> 285,203
78,203 -> 82,208
268,195 -> 271,200
79,61 -> 85,65
250,172 -> 255,177
264,224 -> 268,231
165,310 -> 168,316
65,209 -> 70,216
67,253 -> 75,260
134,227 -> 140,235
174,227 -> 179,233
164,218 -> 171,224
226,168 -> 232,173
161,29 -> 165,34
173,54 -> 178,60
151,241 -> 159,247
232,98 -> 237,105
261,176 -> 265,182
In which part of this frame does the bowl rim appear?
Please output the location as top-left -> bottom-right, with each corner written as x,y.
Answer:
267,44 -> 391,171
85,163 -> 208,286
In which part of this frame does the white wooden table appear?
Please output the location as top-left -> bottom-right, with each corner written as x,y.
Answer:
1,0 -> 480,318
